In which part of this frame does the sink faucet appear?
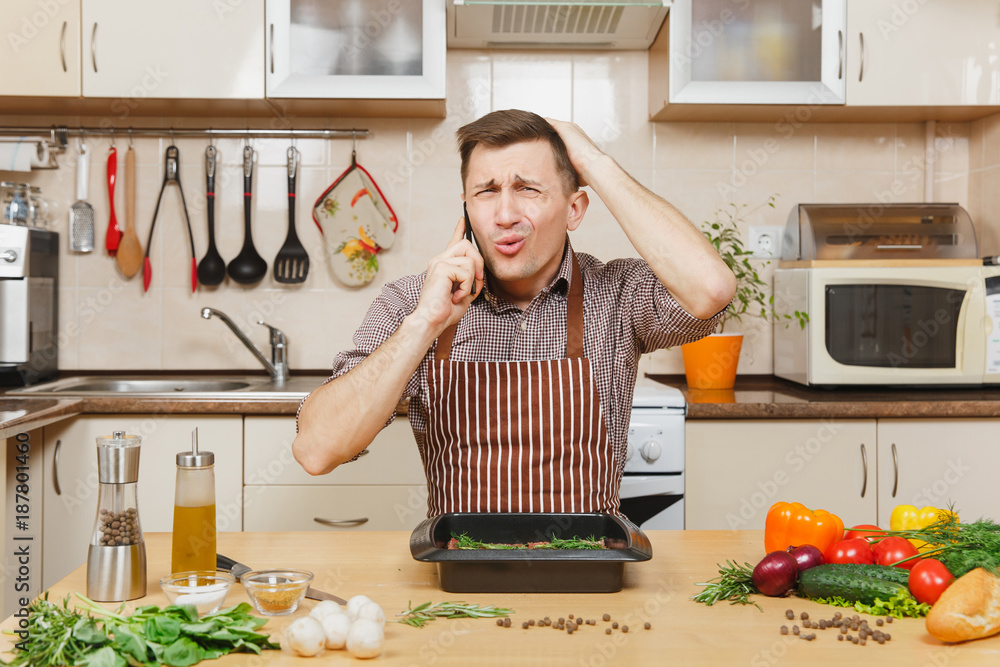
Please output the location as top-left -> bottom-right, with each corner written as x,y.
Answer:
201,307 -> 290,382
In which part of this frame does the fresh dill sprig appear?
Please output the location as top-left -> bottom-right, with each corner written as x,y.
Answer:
395,601 -> 514,628
450,532 -> 605,550
883,515 -> 1000,577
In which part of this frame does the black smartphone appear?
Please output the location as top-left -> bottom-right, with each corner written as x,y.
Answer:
463,202 -> 477,297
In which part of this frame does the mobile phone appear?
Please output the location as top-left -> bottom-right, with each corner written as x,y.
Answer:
464,202 -> 477,297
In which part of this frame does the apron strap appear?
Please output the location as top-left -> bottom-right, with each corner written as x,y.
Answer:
434,249 -> 585,361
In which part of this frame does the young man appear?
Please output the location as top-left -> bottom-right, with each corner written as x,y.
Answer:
293,110 -> 735,515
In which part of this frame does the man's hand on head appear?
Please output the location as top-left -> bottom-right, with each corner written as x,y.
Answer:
410,216 -> 486,336
545,118 -> 606,188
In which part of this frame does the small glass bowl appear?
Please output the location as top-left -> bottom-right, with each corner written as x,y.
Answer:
240,569 -> 313,616
160,571 -> 235,616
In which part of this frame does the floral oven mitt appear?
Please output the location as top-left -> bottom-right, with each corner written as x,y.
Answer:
313,163 -> 398,286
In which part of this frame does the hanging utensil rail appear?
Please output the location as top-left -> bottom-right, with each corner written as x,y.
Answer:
0,125 -> 369,142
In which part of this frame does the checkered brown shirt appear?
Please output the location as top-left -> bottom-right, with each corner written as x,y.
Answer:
318,239 -> 724,461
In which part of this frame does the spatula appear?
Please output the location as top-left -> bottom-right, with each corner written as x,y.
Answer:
69,142 -> 94,252
116,143 -> 143,277
273,146 -> 309,283
105,145 -> 123,255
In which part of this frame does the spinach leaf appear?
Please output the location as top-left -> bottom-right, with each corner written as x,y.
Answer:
162,637 -> 202,667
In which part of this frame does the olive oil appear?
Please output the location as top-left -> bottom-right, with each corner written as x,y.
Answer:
171,503 -> 217,572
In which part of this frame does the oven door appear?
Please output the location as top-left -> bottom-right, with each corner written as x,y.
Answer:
619,474 -> 684,530
805,266 -> 990,385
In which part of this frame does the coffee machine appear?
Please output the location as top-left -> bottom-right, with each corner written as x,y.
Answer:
0,222 -> 58,386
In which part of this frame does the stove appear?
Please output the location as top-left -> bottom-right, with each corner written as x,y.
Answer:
620,380 -> 686,529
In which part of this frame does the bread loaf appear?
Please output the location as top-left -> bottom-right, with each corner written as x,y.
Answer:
925,567 -> 1000,643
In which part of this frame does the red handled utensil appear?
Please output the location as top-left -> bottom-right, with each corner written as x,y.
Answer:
143,144 -> 198,293
105,145 -> 122,255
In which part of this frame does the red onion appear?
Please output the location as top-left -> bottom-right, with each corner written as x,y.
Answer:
752,551 -> 799,597
786,544 -> 825,573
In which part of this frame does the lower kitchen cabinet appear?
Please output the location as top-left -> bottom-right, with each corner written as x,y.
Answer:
242,415 -> 427,530
877,419 -> 1000,522
686,420 -> 878,531
41,415 -> 243,590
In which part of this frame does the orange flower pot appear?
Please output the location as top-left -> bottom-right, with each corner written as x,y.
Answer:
681,333 -> 743,390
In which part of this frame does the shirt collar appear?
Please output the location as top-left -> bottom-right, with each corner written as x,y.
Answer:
480,236 -> 574,312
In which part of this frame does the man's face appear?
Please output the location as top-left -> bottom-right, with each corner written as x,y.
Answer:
463,140 -> 584,290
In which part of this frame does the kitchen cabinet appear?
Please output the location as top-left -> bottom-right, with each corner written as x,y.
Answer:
650,0 -> 1000,120
876,419 -> 1000,521
845,0 -> 1000,106
3,429 -> 44,620
80,0 -> 264,99
685,420 -> 877,531
264,0 -> 445,100
41,415 -> 242,590
0,0 -> 81,96
242,415 -> 427,531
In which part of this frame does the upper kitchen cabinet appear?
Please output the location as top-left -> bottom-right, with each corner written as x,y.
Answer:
666,0 -> 846,105
846,0 -> 1000,106
80,0 -> 264,99
650,0 -> 1000,121
0,0 -> 81,96
265,0 -> 445,100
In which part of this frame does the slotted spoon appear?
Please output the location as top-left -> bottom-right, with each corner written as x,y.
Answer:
273,146 -> 309,283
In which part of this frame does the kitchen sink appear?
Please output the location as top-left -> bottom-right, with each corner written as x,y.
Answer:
8,375 -> 326,399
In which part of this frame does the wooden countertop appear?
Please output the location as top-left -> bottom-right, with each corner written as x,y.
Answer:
1,531 -> 996,665
647,374 -> 1000,419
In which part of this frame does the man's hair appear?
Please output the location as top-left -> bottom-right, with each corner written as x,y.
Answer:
456,109 -> 580,195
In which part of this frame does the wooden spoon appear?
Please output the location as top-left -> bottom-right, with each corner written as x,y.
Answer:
116,144 -> 143,277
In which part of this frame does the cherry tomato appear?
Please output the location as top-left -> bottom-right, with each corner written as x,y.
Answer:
825,538 -> 875,565
908,558 -> 955,605
844,524 -> 884,544
872,536 -> 920,570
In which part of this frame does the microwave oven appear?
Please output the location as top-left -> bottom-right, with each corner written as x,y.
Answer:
773,264 -> 1000,386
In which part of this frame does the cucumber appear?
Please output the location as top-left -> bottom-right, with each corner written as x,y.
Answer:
797,564 -> 911,605
811,563 -> 910,586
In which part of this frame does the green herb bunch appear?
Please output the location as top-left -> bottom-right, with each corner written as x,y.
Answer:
395,601 -> 514,628
450,532 -> 605,550
2,593 -> 279,667
885,514 -> 1000,577
690,560 -> 761,611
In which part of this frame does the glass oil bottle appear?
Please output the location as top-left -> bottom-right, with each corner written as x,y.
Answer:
86,431 -> 146,601
171,428 -> 216,573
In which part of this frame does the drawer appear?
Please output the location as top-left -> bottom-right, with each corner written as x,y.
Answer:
243,485 -> 428,531
243,416 -> 424,485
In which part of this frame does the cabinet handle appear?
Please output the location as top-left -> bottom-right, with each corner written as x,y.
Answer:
269,23 -> 274,74
52,438 -> 62,496
59,21 -> 67,72
314,517 -> 369,528
860,443 -> 868,498
891,442 -> 899,498
858,32 -> 865,82
90,22 -> 98,73
837,30 -> 843,80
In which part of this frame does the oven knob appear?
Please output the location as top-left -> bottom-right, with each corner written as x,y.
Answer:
1,250 -> 17,263
626,441 -> 635,461
640,440 -> 661,463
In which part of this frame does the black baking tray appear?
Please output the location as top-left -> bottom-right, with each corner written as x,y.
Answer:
409,513 -> 652,593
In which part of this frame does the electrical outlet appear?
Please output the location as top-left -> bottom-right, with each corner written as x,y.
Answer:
748,226 -> 784,258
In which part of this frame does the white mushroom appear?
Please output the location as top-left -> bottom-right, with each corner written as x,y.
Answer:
320,613 -> 352,650
355,601 -> 385,628
309,600 -> 346,621
346,594 -> 375,620
346,618 -> 384,659
285,616 -> 325,657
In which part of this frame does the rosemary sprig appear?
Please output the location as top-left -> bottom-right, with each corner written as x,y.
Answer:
691,560 -> 762,612
395,601 -> 514,628
450,532 -> 605,550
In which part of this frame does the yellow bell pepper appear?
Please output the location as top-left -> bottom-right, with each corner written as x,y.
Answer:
889,505 -> 958,551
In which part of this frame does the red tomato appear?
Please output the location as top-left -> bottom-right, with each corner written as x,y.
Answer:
844,524 -> 884,543
826,538 -> 876,565
872,536 -> 920,570
909,558 -> 955,605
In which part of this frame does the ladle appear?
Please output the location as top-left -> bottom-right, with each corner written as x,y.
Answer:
226,145 -> 267,284
196,145 -> 226,286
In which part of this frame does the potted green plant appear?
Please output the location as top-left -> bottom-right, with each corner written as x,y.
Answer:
681,196 -> 807,389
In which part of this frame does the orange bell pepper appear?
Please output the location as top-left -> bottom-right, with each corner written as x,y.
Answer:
764,502 -> 845,555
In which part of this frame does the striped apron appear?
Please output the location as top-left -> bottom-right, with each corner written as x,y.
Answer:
423,255 -> 619,515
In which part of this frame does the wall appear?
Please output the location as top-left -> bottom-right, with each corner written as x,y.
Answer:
1,50 -> 986,376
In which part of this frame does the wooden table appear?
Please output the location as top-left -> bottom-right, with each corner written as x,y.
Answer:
2,531 -> 997,666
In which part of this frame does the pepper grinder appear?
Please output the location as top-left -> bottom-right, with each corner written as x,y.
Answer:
87,431 -> 146,601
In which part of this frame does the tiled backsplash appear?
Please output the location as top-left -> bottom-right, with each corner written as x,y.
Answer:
3,50 -> 998,377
